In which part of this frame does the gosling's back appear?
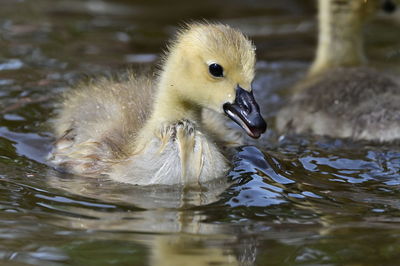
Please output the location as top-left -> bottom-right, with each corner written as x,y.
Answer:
277,67 -> 400,141
51,73 -> 155,174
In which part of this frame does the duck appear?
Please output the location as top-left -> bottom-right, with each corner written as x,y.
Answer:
48,23 -> 267,186
276,0 -> 400,142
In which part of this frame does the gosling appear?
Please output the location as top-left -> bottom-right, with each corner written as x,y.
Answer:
276,0 -> 400,142
49,23 -> 267,185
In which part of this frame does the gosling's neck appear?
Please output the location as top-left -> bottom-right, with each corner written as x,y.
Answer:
133,53 -> 202,150
308,0 -> 372,77
150,85 -> 201,124
148,49 -> 201,126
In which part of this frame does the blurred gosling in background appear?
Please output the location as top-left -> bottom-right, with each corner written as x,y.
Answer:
276,0 -> 400,142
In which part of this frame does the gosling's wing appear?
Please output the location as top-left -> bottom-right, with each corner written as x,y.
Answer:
50,72 -> 156,174
55,73 -> 155,140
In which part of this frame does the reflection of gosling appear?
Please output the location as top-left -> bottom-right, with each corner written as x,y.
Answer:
276,0 -> 400,142
151,235 -> 238,266
49,23 -> 266,185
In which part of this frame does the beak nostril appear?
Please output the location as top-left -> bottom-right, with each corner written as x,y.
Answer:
235,85 -> 253,113
240,99 -> 251,114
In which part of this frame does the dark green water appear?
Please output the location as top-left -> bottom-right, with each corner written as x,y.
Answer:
1,0 -> 400,265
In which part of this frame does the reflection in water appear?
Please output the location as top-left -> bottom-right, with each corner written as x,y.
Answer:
46,169 -> 242,265
149,235 -> 238,266
46,170 -> 232,210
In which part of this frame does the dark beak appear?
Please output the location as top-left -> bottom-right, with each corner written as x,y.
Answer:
223,85 -> 267,138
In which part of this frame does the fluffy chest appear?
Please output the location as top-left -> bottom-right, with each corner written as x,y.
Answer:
110,121 -> 229,185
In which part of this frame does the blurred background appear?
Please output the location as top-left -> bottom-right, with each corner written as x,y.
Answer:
1,0 -> 400,265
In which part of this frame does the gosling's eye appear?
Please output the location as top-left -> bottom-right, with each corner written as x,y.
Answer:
208,63 -> 224,78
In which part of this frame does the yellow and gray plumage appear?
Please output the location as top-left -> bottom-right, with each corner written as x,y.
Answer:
49,23 -> 266,185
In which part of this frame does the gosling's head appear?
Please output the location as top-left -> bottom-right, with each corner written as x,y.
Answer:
161,23 -> 266,138
325,0 -> 397,22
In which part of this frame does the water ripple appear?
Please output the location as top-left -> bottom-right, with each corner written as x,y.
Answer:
0,59 -> 23,71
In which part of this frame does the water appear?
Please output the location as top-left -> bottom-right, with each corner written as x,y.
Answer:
1,0 -> 400,265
